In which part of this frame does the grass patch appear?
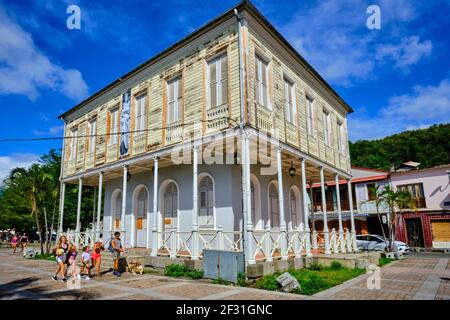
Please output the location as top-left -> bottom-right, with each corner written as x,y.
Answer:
378,257 -> 394,267
164,264 -> 204,280
254,261 -> 365,296
212,278 -> 232,285
34,253 -> 55,261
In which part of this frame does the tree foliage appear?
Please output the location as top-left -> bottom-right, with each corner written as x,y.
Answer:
350,123 -> 450,170
0,149 -> 95,252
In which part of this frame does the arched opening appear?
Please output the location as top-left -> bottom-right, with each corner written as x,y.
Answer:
162,181 -> 178,232
111,189 -> 122,230
268,181 -> 279,229
199,174 -> 214,228
289,186 -> 301,231
250,174 -> 262,230
132,185 -> 149,247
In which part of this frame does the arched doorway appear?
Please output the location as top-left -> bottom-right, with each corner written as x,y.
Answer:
198,174 -> 214,228
250,174 -> 262,230
289,186 -> 301,231
162,181 -> 178,232
268,181 -> 279,229
133,185 -> 149,247
111,189 -> 122,231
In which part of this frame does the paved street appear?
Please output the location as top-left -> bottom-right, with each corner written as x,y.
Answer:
0,248 -> 448,300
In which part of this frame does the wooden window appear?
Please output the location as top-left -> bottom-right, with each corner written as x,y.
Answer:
88,118 -> 96,153
164,182 -> 178,228
337,121 -> 346,154
69,127 -> 78,160
367,183 -> 376,201
134,94 -> 147,134
306,96 -> 314,136
255,55 -> 269,109
207,54 -> 228,109
322,110 -> 331,146
397,183 -> 426,208
136,187 -> 147,230
109,107 -> 119,145
167,76 -> 182,124
199,176 -> 214,228
269,183 -> 279,228
284,78 -> 296,124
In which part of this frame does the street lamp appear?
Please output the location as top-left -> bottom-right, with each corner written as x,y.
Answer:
289,161 -> 296,177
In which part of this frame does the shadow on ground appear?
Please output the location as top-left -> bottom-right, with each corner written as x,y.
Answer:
0,277 -> 100,300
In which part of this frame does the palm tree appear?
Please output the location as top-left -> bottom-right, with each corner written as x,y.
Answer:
365,184 -> 388,249
9,164 -> 53,254
380,185 -> 415,252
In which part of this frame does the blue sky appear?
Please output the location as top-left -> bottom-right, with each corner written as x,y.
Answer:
0,0 -> 450,180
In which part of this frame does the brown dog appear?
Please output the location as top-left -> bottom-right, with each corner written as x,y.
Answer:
127,261 -> 144,275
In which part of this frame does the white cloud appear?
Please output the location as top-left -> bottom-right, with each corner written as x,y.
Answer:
349,79 -> 450,141
376,36 -> 432,70
280,0 -> 433,86
0,153 -> 40,183
33,125 -> 64,136
0,8 -> 89,101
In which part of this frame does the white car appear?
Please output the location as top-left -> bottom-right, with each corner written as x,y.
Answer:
356,234 -> 409,253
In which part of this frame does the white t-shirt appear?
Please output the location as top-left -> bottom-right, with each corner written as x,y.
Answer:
82,252 -> 91,261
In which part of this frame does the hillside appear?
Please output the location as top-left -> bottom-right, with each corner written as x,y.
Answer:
349,123 -> 450,170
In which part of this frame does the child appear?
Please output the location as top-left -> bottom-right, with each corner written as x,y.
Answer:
11,234 -> 18,253
80,246 -> 92,280
67,244 -> 79,280
91,241 -> 105,277
110,232 -> 124,277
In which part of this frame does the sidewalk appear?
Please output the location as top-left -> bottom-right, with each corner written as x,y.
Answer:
0,248 -> 448,300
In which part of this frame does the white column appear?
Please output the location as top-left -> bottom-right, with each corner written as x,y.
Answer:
320,167 -> 331,254
92,187 -> 97,229
192,146 -> 200,260
96,173 -> 103,241
58,182 -> 66,234
146,165 -> 152,249
300,159 -> 312,256
276,147 -> 287,259
75,178 -> 83,247
244,135 -> 255,264
121,166 -> 128,247
335,174 -> 346,253
347,179 -> 358,252
151,157 -> 159,256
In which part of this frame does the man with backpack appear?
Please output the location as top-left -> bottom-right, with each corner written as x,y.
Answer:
108,232 -> 124,277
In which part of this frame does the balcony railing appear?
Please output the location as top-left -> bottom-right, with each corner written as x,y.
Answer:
255,104 -> 273,133
132,133 -> 147,155
206,104 -> 229,132
285,121 -> 299,146
165,120 -> 183,145
106,143 -> 118,162
85,151 -> 95,169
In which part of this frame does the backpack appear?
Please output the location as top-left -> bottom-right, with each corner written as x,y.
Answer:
107,238 -> 115,253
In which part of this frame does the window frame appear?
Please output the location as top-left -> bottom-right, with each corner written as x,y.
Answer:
322,109 -> 331,146
134,93 -> 147,135
255,54 -> 270,109
284,77 -> 296,124
306,95 -> 314,136
166,75 -> 182,125
109,107 -> 119,146
207,53 -> 228,110
198,175 -> 215,229
88,117 -> 97,154
69,127 -> 78,160
337,121 -> 346,155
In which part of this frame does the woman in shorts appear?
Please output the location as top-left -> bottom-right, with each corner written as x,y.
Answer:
51,236 -> 69,282
11,234 -> 19,253
91,241 -> 105,277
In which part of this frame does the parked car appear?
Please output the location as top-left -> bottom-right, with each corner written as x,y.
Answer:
356,234 -> 409,253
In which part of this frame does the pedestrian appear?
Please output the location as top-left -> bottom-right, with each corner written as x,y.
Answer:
11,234 -> 19,253
91,240 -> 105,277
52,236 -> 69,282
19,233 -> 29,252
109,232 -> 124,277
67,244 -> 80,280
80,246 -> 92,280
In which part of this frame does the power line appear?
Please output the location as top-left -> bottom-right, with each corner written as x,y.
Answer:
0,117 -> 240,142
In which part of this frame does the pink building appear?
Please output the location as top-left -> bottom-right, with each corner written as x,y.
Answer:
391,164 -> 450,249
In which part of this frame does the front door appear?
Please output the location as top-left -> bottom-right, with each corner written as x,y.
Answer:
135,188 -> 148,247
163,182 -> 178,232
406,218 -> 424,247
